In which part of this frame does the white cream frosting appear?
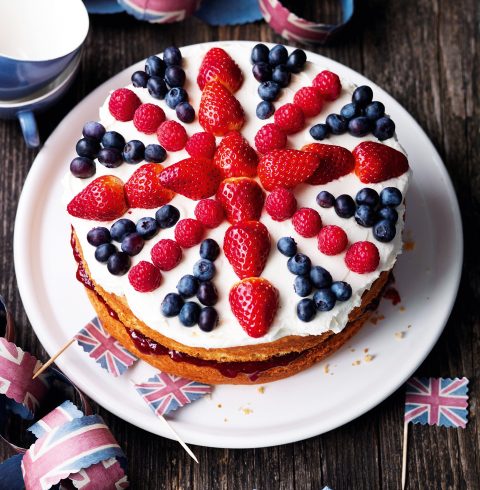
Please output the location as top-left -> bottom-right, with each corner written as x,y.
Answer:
64,43 -> 411,349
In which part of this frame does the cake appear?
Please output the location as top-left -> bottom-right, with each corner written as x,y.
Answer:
64,42 -> 411,384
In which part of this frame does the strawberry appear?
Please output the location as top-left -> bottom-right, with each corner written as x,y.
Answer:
214,131 -> 258,178
67,175 -> 127,221
198,82 -> 245,136
197,47 -> 243,93
159,157 -> 221,200
257,149 -> 320,191
302,143 -> 355,184
353,142 -> 409,183
223,220 -> 270,279
124,164 -> 174,209
216,177 -> 265,224
229,278 -> 279,338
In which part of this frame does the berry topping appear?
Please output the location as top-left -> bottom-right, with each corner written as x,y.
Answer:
197,281 -> 218,306
317,225 -> 348,255
256,100 -> 275,120
108,88 -> 141,121
272,64 -> 291,87
373,220 -> 396,242
197,47 -> 243,93
193,259 -> 215,281
155,204 -> 180,229
70,157 -> 95,179
380,187 -> 403,207
326,113 -> 348,134
133,103 -> 166,134
286,49 -> 307,73
198,306 -> 218,332
356,188 -> 380,207
297,298 -> 316,322
331,281 -> 352,301
274,103 -> 305,134
334,194 -> 356,218
252,62 -> 272,83
293,87 -> 324,118
123,140 -> 145,164
251,43 -> 269,64
161,293 -> 184,317
107,251 -> 131,276
166,87 -> 188,109
312,70 -> 342,101
199,238 -> 220,261
102,131 -> 125,150
125,164 -> 174,209
310,266 -> 332,289
136,217 -> 159,239
316,190 -> 335,208
268,45 -> 288,66
76,137 -> 100,159
352,85 -> 373,107
87,227 -> 111,247
165,65 -> 186,88
365,101 -> 385,120
214,132 -> 258,179
258,81 -> 281,101
145,55 -> 166,77
185,132 -> 216,159
345,241 -> 380,274
287,253 -> 311,275
82,121 -> 106,141
265,188 -> 297,221
294,275 -> 312,297
313,288 -> 336,312
348,117 -> 372,137
292,208 -> 322,238
147,76 -> 168,100
177,275 -> 199,298
340,102 -> 361,120
144,144 -> 167,163
254,123 -> 287,154
151,238 -> 183,270
97,148 -> 122,168
128,261 -> 162,292
176,102 -> 195,123
121,232 -> 144,256
156,120 -> 188,151
277,237 -> 297,257
378,206 -> 398,223
174,219 -> 204,248
111,219 -> 136,242
194,199 -> 224,228
163,46 -> 182,66
179,302 -> 200,327
95,243 -> 116,263
354,204 -> 377,227
373,117 -> 395,141
131,70 -> 149,88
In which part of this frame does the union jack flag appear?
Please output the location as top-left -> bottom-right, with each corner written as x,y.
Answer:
405,377 -> 469,428
134,372 -> 211,417
75,317 -> 137,377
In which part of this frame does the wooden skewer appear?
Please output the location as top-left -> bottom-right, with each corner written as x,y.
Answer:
158,416 -> 199,463
401,421 -> 408,489
32,338 -> 75,379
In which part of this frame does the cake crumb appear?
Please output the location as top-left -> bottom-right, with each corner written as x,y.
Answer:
399,306 -> 406,312
403,240 -> 415,252
364,354 -> 374,362
395,331 -> 405,340
350,348 -> 356,352
242,408 -> 253,415
407,324 -> 412,329
217,403 -> 222,408
352,360 -> 361,366
323,363 -> 330,374
257,386 -> 265,394
370,314 -> 385,325
363,348 -> 369,353
224,418 -> 228,422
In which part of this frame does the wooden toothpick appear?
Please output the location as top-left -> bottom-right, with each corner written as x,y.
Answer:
32,338 -> 75,379
401,420 -> 408,489
158,416 -> 199,463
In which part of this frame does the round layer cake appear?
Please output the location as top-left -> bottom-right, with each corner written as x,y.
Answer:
65,42 -> 411,384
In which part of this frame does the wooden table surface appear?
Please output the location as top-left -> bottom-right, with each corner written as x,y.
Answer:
1,1 -> 478,488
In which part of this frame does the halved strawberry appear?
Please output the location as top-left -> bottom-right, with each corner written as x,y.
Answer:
213,131 -> 258,179
353,142 -> 409,183
159,157 -> 221,200
302,143 -> 355,184
216,177 -> 265,224
223,221 -> 270,279
229,278 -> 279,338
67,175 -> 127,221
197,47 -> 243,93
257,149 -> 320,191
198,82 -> 245,136
125,163 -> 174,209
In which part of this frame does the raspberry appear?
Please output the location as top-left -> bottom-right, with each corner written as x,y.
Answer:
345,241 -> 380,274
292,207 -> 322,238
128,261 -> 162,292
151,239 -> 183,271
185,132 -> 216,159
157,120 -> 188,151
318,225 -> 348,255
133,103 -> 165,134
254,123 -> 287,154
108,88 -> 141,121
265,188 -> 297,221
274,103 -> 305,134
312,70 -> 342,101
194,199 -> 224,228
174,219 -> 204,248
293,87 -> 324,117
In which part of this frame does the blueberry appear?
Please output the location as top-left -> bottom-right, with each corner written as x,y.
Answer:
256,100 -> 275,120
197,281 -> 218,306
70,157 -> 95,178
340,102 -> 361,120
144,144 -> 167,163
313,288 -> 336,311
193,259 -> 215,281
277,237 -> 297,257
380,187 -> 402,207
331,281 -> 352,301
287,253 -> 311,275
165,87 -> 188,109
316,190 -> 335,208
365,101 -> 385,120
354,204 -> 376,227
76,137 -> 100,159
163,46 -> 182,66
161,293 -> 184,317
82,121 -> 106,141
198,306 -> 218,332
121,232 -> 144,256
294,275 -> 312,297
177,274 -> 199,298
145,55 -> 165,77
252,62 -> 272,82
286,49 -> 306,73
355,188 -> 379,207
155,205 -> 180,228
309,266 -> 332,289
179,302 -> 200,327
310,123 -> 329,140
272,64 -> 291,88
176,102 -> 195,123
131,70 -> 149,88
258,81 -> 281,101
373,116 -> 395,140
87,227 -> 111,246
95,243 -> 116,263
373,219 -> 396,242
348,117 -> 372,137
102,131 -> 125,151
326,114 -> 348,135
352,85 -> 373,107
136,217 -> 159,239
199,239 -> 220,261
107,251 -> 131,275
147,76 -> 168,100
334,194 -> 356,218
123,140 -> 145,164
268,44 -> 288,66
251,43 -> 269,64
98,147 -> 122,168
297,298 -> 316,322
377,206 -> 398,224
165,65 -> 185,88
110,219 -> 136,242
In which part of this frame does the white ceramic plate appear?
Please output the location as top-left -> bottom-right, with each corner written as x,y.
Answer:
14,42 -> 462,449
